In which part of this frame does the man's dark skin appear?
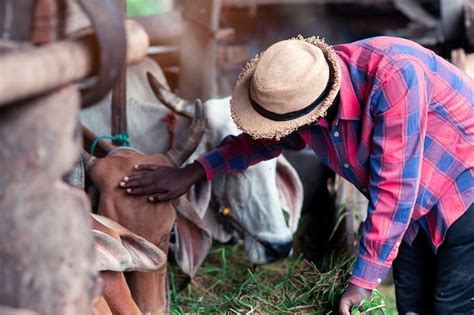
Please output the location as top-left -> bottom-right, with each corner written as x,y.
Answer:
120,162 -> 205,202
119,97 -> 372,314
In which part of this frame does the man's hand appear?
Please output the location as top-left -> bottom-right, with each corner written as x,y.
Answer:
339,283 -> 372,315
119,162 -> 206,202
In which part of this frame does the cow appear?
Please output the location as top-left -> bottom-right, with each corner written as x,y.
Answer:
62,157 -> 179,315
84,100 -> 211,314
80,57 -> 304,265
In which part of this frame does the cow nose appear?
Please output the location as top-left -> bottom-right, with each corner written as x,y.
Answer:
263,240 -> 293,262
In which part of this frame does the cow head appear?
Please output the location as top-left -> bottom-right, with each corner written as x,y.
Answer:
204,156 -> 303,264
191,98 -> 303,264
86,99 -> 211,315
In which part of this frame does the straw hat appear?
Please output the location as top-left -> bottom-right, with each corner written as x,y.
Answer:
230,35 -> 341,140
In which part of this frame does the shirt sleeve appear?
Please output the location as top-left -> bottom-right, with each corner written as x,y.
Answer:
349,60 -> 429,289
196,131 -> 306,180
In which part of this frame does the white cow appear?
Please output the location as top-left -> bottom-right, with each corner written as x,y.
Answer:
81,57 -> 303,264
186,97 -> 303,263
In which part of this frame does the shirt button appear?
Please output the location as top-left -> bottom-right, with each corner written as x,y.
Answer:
343,163 -> 350,169
333,131 -> 340,137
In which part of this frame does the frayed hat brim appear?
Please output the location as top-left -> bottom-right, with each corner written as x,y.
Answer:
230,35 -> 341,140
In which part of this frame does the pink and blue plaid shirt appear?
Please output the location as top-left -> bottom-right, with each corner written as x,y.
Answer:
197,37 -> 474,289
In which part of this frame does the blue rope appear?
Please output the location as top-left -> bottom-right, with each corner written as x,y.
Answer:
90,132 -> 130,155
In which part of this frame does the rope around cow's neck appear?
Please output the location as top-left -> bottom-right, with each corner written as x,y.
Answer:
89,132 -> 130,155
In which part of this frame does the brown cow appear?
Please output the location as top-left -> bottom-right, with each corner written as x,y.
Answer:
91,213 -> 167,315
86,100 -> 211,314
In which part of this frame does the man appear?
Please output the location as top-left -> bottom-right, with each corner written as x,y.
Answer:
119,35 -> 474,314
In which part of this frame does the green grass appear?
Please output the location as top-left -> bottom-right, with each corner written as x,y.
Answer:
169,208 -> 399,314
351,289 -> 388,315
170,244 -> 361,314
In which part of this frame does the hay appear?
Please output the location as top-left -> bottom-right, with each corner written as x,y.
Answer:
170,244 -> 356,314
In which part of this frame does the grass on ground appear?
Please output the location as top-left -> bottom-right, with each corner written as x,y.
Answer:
170,244 -> 361,314
169,209 -> 399,314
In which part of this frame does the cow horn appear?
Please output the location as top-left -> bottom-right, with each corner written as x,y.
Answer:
81,149 -> 97,174
165,99 -> 206,167
147,72 -> 193,120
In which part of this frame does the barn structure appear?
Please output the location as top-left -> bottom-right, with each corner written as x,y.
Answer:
0,0 -> 473,314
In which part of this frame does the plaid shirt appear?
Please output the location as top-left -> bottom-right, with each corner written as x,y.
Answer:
197,37 -> 474,289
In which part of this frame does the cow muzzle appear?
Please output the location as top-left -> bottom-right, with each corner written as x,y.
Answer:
262,240 -> 293,263
244,235 -> 293,264
218,207 -> 294,264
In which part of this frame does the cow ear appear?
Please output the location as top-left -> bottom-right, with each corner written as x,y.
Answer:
93,230 -> 132,272
171,196 -> 212,278
276,156 -> 304,233
119,235 -> 167,272
186,180 -> 212,219
91,214 -> 167,272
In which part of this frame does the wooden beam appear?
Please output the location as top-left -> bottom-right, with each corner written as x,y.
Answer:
0,0 -> 35,41
222,0 -> 395,6
179,0 -> 222,100
0,19 -> 149,107
132,10 -> 184,45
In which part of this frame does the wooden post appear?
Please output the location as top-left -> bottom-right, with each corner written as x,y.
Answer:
0,0 -> 35,41
111,0 -> 128,141
179,0 -> 222,100
0,85 -> 96,313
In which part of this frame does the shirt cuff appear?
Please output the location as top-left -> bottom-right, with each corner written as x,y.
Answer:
349,255 -> 391,290
195,156 -> 216,180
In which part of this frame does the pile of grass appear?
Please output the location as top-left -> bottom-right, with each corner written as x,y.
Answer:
170,244 -> 357,314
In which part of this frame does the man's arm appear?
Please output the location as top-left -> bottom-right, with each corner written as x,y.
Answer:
340,59 -> 429,315
350,60 -> 429,289
120,128 -> 306,200
197,131 -> 307,180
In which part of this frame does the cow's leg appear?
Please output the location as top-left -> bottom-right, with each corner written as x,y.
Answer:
92,296 -> 112,315
0,86 -> 95,313
101,272 -> 141,315
126,270 -> 168,315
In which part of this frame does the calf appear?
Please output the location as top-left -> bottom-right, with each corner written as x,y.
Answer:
86,100 -> 211,314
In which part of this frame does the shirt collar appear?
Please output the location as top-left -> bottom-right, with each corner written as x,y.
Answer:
317,53 -> 361,128
333,54 -> 361,123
